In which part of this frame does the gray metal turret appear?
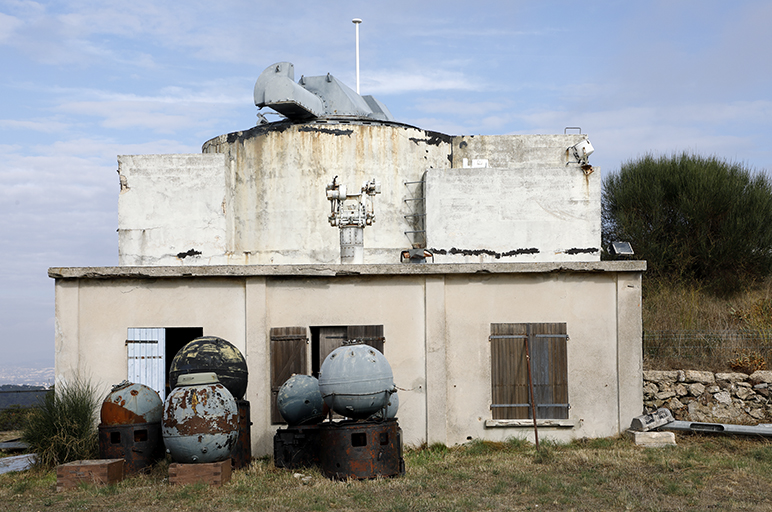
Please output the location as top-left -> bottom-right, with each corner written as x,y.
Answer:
254,62 -> 395,122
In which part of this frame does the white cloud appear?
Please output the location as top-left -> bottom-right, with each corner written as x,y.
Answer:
0,118 -> 70,133
0,12 -> 22,42
363,69 -> 482,95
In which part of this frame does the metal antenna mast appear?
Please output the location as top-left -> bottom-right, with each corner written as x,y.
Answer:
352,18 -> 362,94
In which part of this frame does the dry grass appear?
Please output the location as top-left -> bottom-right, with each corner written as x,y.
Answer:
643,276 -> 772,332
3,435 -> 772,511
643,277 -> 772,371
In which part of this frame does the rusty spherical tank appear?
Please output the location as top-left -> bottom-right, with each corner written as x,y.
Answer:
169,336 -> 248,400
100,381 -> 163,426
277,374 -> 327,426
318,344 -> 395,420
162,372 -> 239,463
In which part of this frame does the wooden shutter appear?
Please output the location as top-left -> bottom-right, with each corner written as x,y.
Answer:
270,327 -> 308,424
490,324 -> 528,419
127,328 -> 166,400
530,323 -> 568,420
490,323 -> 568,420
347,325 -> 385,354
319,327 -> 347,369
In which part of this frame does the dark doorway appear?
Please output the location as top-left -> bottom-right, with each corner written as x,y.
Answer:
165,327 -> 203,395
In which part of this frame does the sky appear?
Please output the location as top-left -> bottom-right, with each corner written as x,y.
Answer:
1,0 -> 771,376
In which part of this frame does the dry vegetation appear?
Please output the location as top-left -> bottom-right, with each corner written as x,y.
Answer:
643,277 -> 772,332
643,276 -> 772,371
3,436 -> 772,511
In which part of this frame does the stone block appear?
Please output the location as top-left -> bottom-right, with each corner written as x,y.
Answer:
644,370 -> 679,384
716,372 -> 749,383
626,430 -> 677,447
750,371 -> 772,385
688,383 -> 705,396
681,370 -> 715,384
656,390 -> 676,400
714,391 -> 732,405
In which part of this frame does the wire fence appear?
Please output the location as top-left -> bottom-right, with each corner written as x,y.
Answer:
643,330 -> 772,371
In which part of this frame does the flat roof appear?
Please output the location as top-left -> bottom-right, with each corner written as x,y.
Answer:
49,261 -> 646,280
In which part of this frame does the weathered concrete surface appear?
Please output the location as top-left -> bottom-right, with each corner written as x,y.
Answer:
450,134 -> 587,169
425,164 -> 600,263
49,260 -> 646,279
118,154 -> 229,266
117,125 -> 601,266
201,122 -> 452,265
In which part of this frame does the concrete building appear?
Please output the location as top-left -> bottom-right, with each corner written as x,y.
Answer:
50,62 -> 645,455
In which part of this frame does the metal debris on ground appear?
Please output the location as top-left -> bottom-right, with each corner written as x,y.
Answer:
631,408 -> 772,437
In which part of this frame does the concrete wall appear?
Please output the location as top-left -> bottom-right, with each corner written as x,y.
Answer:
203,122 -> 452,265
118,154 -> 230,265
51,262 -> 643,454
425,165 -> 600,263
116,124 -> 599,266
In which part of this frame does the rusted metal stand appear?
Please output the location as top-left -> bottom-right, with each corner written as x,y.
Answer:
98,422 -> 163,473
525,324 -> 539,450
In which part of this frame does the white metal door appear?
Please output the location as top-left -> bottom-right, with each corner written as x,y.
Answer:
127,328 -> 166,399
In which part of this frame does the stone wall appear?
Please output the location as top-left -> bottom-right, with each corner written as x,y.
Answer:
644,370 -> 772,424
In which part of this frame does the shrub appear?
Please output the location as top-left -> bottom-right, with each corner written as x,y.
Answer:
0,405 -> 35,431
22,379 -> 100,467
603,153 -> 772,296
728,350 -> 767,374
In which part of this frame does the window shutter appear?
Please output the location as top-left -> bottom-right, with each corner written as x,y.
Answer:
490,323 -> 568,420
530,323 -> 568,420
347,325 -> 385,354
126,328 -> 166,400
490,324 -> 528,419
318,327 -> 347,370
270,327 -> 308,424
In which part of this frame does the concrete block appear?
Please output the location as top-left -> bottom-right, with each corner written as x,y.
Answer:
626,430 -> 677,447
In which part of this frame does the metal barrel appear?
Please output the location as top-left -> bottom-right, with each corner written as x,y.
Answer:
273,424 -> 323,470
318,419 -> 402,479
98,421 -> 163,473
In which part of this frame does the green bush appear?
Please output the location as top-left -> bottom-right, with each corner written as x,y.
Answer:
22,379 -> 100,467
603,153 -> 772,295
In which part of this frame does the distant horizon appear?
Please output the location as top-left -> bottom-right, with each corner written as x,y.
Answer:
0,366 -> 54,387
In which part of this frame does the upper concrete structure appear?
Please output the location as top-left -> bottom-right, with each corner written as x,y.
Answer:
117,122 -> 598,266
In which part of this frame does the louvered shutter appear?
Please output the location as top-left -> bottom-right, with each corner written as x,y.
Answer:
127,328 -> 166,399
490,323 -> 568,420
270,327 -> 308,424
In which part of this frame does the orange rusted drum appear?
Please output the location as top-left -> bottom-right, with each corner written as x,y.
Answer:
100,381 -> 163,426
162,372 -> 239,464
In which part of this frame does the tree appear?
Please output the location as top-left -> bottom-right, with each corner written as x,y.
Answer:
602,153 -> 772,295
